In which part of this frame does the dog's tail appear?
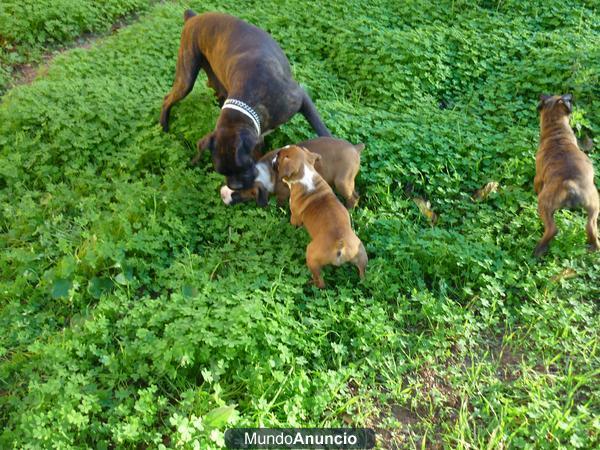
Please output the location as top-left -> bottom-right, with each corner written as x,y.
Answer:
354,143 -> 365,153
562,180 -> 582,209
300,91 -> 332,137
335,239 -> 346,265
184,9 -> 197,21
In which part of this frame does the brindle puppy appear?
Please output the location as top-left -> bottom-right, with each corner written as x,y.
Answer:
160,10 -> 331,190
534,94 -> 599,257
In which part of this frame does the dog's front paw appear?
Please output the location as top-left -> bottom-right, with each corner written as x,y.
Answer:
311,277 -> 325,289
159,115 -> 170,133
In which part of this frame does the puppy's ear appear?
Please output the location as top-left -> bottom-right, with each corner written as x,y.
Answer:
256,185 -> 269,207
278,155 -> 297,179
229,187 -> 257,205
271,153 -> 279,170
561,93 -> 573,113
229,190 -> 244,205
537,94 -> 550,112
302,147 -> 321,167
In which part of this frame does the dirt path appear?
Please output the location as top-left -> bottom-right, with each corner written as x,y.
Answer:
2,7 -> 152,93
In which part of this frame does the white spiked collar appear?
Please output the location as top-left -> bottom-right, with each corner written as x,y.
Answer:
222,99 -> 261,136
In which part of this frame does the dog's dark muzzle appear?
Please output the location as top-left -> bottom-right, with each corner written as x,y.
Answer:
226,166 -> 257,190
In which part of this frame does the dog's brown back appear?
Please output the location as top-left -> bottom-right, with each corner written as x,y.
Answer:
289,137 -> 363,207
534,94 -> 599,256
299,137 -> 363,186
290,175 -> 355,247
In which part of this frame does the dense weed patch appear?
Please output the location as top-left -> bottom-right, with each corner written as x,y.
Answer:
0,0 -> 156,92
0,0 -> 599,448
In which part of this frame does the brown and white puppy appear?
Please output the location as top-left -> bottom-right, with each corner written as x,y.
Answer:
534,94 -> 599,257
220,149 -> 281,208
220,137 -> 364,208
160,10 -> 331,190
275,145 -> 367,288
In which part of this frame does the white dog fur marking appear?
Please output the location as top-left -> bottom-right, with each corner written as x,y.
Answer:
286,164 -> 317,192
256,162 -> 274,193
300,164 -> 317,192
220,185 -> 234,205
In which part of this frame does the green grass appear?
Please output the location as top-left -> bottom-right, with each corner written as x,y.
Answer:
1,0 -> 599,448
0,0 -> 156,93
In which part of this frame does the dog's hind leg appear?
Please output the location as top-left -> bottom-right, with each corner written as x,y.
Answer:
336,176 -> 358,209
160,46 -> 202,132
534,197 -> 558,258
307,243 -> 326,288
352,242 -> 368,279
534,174 -> 543,195
585,197 -> 599,251
299,91 -> 332,137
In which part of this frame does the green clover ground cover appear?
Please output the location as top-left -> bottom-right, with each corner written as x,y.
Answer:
0,0 -> 156,93
1,0 -> 599,448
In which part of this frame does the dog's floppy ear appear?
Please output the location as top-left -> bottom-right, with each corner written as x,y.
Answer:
560,93 -> 573,113
197,132 -> 215,152
301,147 -> 321,167
191,132 -> 215,165
278,154 -> 297,179
537,94 -> 551,112
235,129 -> 258,167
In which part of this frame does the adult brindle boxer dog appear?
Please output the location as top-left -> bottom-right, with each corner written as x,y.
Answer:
160,10 -> 332,190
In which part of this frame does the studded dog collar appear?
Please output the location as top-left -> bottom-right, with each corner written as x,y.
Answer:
222,99 -> 261,136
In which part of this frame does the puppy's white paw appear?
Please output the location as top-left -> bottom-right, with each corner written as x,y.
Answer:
220,185 -> 234,205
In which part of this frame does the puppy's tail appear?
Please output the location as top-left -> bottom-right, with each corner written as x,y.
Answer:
335,239 -> 345,265
354,143 -> 365,153
562,180 -> 582,208
184,9 -> 197,21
